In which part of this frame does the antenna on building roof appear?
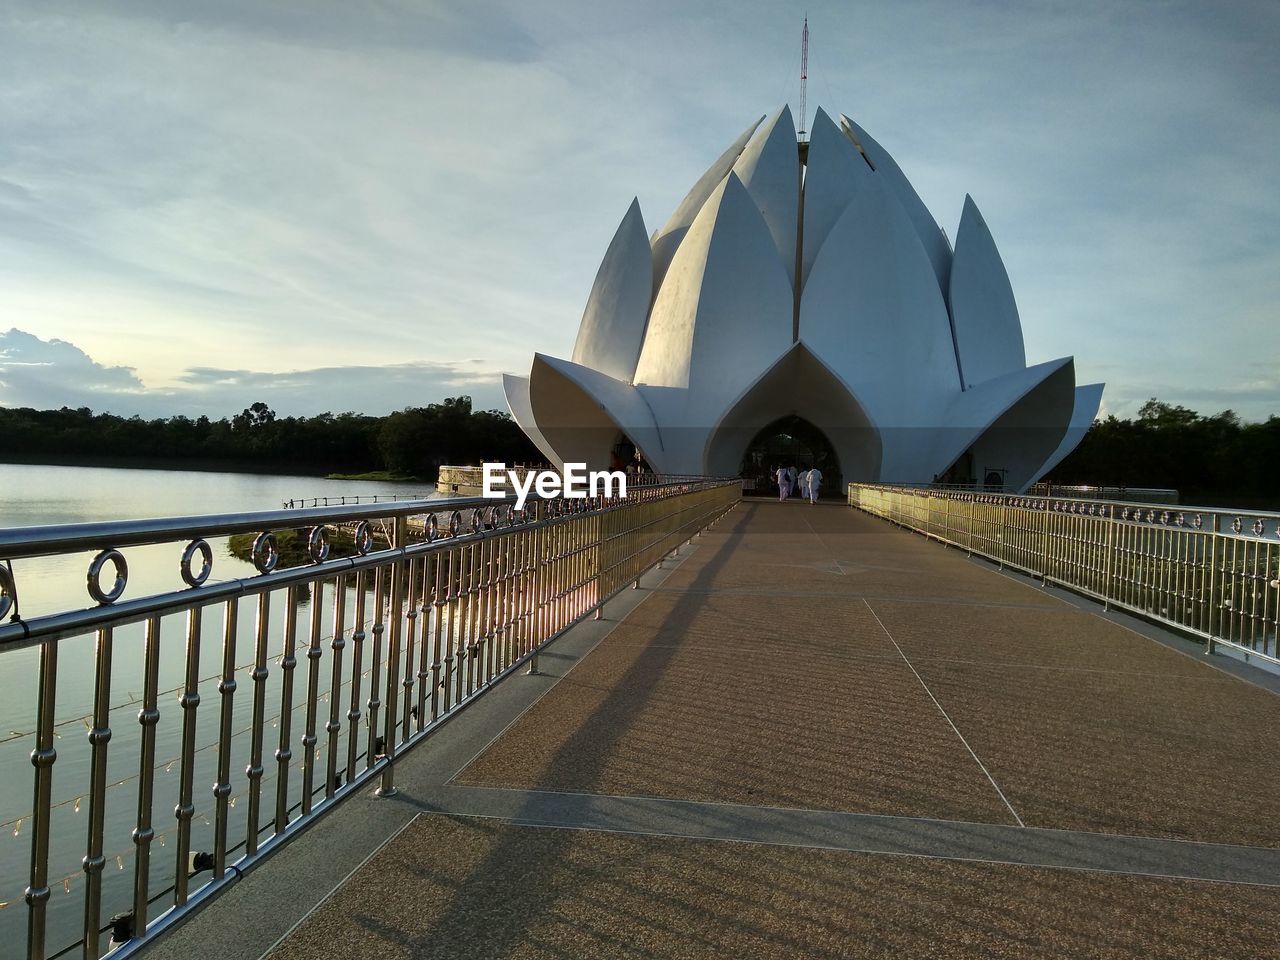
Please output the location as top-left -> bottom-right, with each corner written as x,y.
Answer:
798,15 -> 809,141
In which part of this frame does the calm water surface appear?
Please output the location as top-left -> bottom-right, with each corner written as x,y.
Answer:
0,463 -> 439,954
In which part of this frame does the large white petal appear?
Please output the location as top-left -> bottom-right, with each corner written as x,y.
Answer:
800,179 -> 960,426
1027,382 -> 1106,484
933,359 -> 1077,492
949,195 -> 1027,387
927,358 -> 1074,484
731,105 -> 800,287
502,373 -> 562,467
842,116 -> 952,297
650,116 -> 763,298
801,107 -> 874,290
635,171 -> 793,405
703,343 -> 881,481
530,354 -> 666,473
571,197 -> 653,383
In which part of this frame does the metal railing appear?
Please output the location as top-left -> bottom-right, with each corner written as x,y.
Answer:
897,481 -> 1181,503
1030,483 -> 1179,504
0,480 -> 740,960
848,483 -> 1280,666
282,493 -> 436,509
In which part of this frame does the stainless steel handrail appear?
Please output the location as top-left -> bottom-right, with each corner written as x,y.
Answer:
848,482 -> 1280,667
0,479 -> 742,960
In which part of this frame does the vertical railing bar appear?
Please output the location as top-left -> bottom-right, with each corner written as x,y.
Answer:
345,570 -> 367,784
212,598 -> 239,880
81,626 -> 113,960
300,575 -> 325,816
365,567 -> 386,771
378,521 -> 408,797
400,555 -> 421,741
173,607 -> 203,906
325,571 -> 349,799
131,615 -> 162,936
245,591 -> 271,856
273,585 -> 299,834
25,636 -> 58,960
415,556 -> 433,733
430,553 -> 447,723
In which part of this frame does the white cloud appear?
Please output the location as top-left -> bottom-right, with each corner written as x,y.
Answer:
0,328 -> 504,417
0,0 -> 1276,424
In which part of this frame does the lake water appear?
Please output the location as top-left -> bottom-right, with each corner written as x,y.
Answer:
0,463 -> 441,956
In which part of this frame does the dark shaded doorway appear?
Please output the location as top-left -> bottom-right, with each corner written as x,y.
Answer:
740,416 -> 842,498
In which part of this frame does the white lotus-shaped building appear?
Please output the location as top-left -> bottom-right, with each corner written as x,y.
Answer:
504,106 -> 1102,492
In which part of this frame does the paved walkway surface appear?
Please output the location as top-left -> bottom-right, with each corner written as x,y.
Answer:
150,501 -> 1280,960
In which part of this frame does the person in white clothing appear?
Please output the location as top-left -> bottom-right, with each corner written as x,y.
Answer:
807,467 -> 823,503
796,468 -> 809,501
775,465 -> 791,501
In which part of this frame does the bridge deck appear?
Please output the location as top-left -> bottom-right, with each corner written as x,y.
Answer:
152,501 -> 1280,960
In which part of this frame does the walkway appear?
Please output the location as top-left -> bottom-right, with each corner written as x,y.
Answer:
149,501 -> 1280,960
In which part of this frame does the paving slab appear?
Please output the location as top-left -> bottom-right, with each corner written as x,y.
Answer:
268,814 -> 1280,960
662,504 -> 1065,609
455,589 -> 1014,823
901,656 -> 1280,847
867,596 -> 1222,677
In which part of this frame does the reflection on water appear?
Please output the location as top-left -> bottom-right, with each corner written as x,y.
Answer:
0,463 -> 438,954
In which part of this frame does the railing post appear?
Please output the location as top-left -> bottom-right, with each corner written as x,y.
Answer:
25,639 -> 58,960
1103,503 -> 1116,611
1040,498 -> 1052,584
1206,514 -> 1220,656
527,500 -> 544,676
378,516 -> 409,797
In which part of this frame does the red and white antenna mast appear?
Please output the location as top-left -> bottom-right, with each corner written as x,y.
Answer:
798,16 -> 809,141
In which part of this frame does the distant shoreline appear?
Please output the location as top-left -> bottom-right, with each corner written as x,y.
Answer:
1,453 -> 346,478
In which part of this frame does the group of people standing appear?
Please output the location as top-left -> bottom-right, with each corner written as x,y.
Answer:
774,465 -> 823,504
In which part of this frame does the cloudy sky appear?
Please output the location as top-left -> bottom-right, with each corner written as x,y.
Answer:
1,0 -> 1277,420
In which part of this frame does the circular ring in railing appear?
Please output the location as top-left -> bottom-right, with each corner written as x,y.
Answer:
1160,511 -> 1170,526
354,520 -> 374,555
0,564 -> 16,620
1193,513 -> 1203,530
486,505 -> 500,529
1232,517 -> 1243,534
424,514 -> 439,543
180,539 -> 213,587
252,532 -> 279,574
1121,508 -> 1130,521
1144,510 -> 1154,523
1253,519 -> 1265,537
471,507 -> 484,533
503,503 -> 516,527
307,526 -> 331,564
1175,512 -> 1185,527
87,549 -> 129,605
449,511 -> 462,537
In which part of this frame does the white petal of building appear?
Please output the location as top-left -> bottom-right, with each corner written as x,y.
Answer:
504,107 -> 1102,493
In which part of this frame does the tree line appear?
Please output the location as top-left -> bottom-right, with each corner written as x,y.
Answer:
1052,399 -> 1280,509
0,396 -> 543,480
2,396 -> 1276,507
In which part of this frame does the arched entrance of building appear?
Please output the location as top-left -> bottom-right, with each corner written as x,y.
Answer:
740,416 -> 842,498
702,343 -> 880,492
610,432 -> 651,475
